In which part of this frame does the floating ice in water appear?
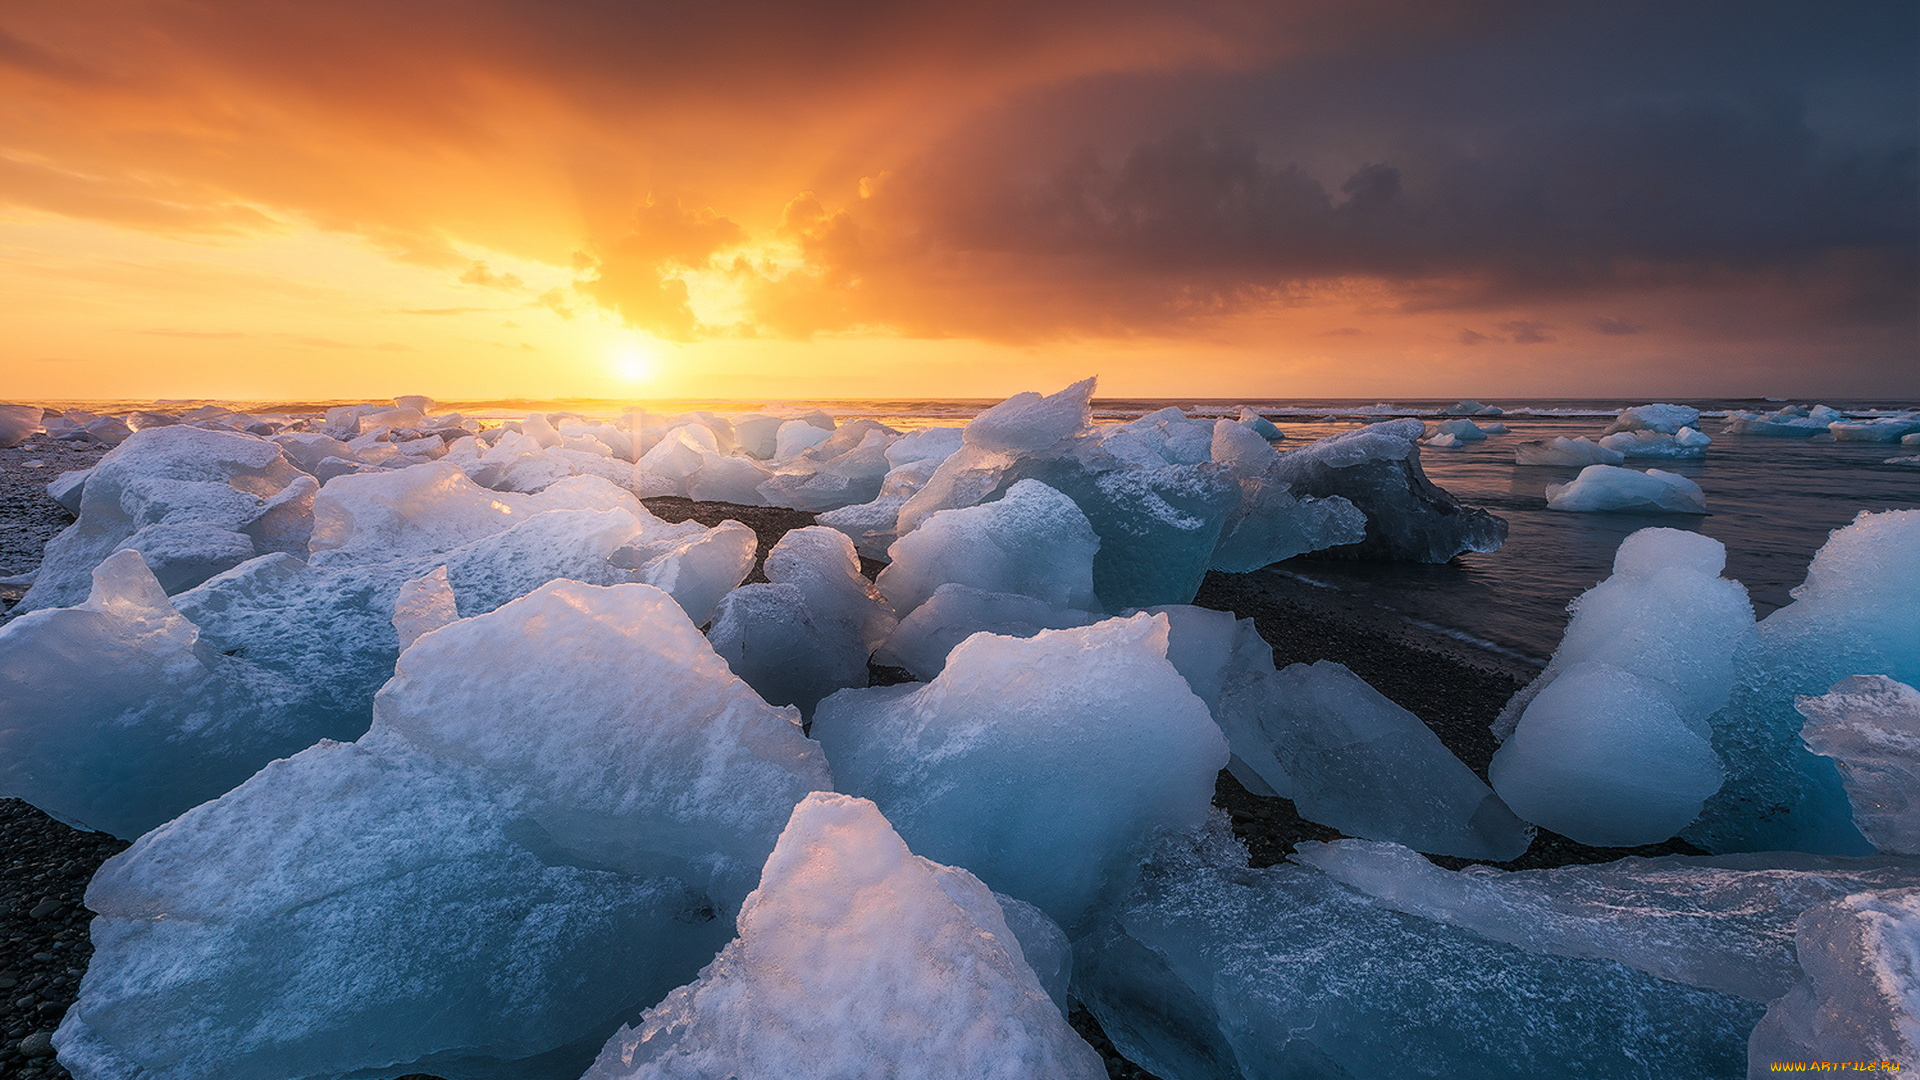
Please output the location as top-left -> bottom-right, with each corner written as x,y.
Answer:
1797,676 -> 1920,855
18,426 -> 317,611
1889,455 -> 1920,467
1480,421 -> 1508,434
0,404 -> 42,447
707,527 -> 893,712
963,377 -> 1094,454
1445,399 -> 1503,416
581,793 -> 1105,1080
1221,658 -> 1531,859
1424,431 -> 1465,448
1748,888 -> 1920,1071
1831,415 -> 1920,443
1905,432 -> 1920,448
1294,839 -> 1920,1002
1264,418 -> 1507,561
1723,404 -> 1843,437
1075,817 -> 1762,1080
1492,529 -> 1750,845
1515,435 -> 1625,466
307,461 -> 642,565
878,478 -> 1100,616
1545,464 -> 1706,513
1598,427 -> 1711,459
1690,509 -> 1919,855
1428,418 -> 1487,441
56,580 -> 830,1080
1237,407 -> 1284,440
811,614 -> 1227,929
874,583 -> 1096,679
1606,403 -> 1701,434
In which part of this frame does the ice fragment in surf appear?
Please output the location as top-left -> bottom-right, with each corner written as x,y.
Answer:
1293,839 -> 1920,1002
874,583 -> 1096,680
1747,888 -> 1920,1073
57,580 -> 829,1080
1545,464 -> 1706,513
1690,509 -> 1920,855
1830,415 -> 1920,442
1237,407 -> 1285,440
1605,403 -> 1701,434
1074,818 -> 1762,1080
811,614 -> 1227,929
878,478 -> 1100,616
1797,676 -> 1920,854
18,426 -> 315,611
1265,418 -> 1508,561
580,794 -> 1105,1080
1514,435 -> 1625,466
1221,658 -> 1531,860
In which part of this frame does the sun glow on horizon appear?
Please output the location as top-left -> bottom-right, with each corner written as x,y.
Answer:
609,341 -> 658,384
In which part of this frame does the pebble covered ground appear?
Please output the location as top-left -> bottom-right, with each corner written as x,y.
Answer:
0,461 -> 1665,1080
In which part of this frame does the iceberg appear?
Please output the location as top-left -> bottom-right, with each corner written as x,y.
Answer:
581,793 -> 1105,1080
1597,427 -> 1711,459
1545,464 -> 1706,513
1605,403 -> 1701,435
1428,417 -> 1487,441
1797,676 -> 1920,855
1264,418 -> 1507,562
1831,415 -> 1920,443
962,377 -> 1094,454
1075,818 -> 1762,1080
1514,435 -> 1625,467
811,614 -> 1227,929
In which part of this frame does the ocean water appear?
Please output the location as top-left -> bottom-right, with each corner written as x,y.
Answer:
50,395 -> 1920,663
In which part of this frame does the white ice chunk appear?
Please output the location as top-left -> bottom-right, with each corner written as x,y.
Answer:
1546,464 -> 1706,513
962,377 -> 1095,454
1831,416 -> 1920,443
772,419 -> 833,461
1598,427 -> 1711,459
884,425 -> 964,468
582,793 -> 1104,1080
878,478 -> 1100,616
631,520 -> 757,627
46,468 -> 90,514
1514,435 -> 1625,466
875,583 -> 1096,680
1749,889 -> 1920,1071
1798,676 -> 1920,854
1429,418 -> 1487,441
811,615 -> 1227,928
1606,403 -> 1702,434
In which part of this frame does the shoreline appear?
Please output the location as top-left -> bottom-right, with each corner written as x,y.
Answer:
0,475 -> 1683,1079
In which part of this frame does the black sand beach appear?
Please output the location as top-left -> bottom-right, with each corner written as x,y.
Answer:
0,450 -> 1697,1080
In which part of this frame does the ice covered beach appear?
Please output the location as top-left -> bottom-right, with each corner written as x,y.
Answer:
0,383 -> 1917,1080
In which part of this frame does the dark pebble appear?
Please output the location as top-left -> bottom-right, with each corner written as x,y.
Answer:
18,1030 -> 54,1057
27,900 -> 60,922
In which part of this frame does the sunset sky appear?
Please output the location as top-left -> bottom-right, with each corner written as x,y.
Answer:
1,1 -> 1913,402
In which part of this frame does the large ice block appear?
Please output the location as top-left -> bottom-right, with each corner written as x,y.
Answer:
1747,888 -> 1920,1073
1545,464 -> 1706,513
877,479 -> 1100,616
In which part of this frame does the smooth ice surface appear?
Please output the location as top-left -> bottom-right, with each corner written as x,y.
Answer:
1493,663 -> 1724,846
581,794 -> 1104,1080
54,580 -> 833,1080
1597,427 -> 1712,459
811,615 -> 1227,929
626,519 -> 757,626
46,468 -> 90,514
1266,418 -> 1507,562
1798,676 -> 1920,854
19,426 -> 314,611
1075,818 -> 1762,1080
1221,659 -> 1531,859
962,377 -> 1094,454
1208,421 -> 1366,572
878,479 -> 1100,616
875,583 -> 1095,680
1515,435 -> 1625,466
1546,464 -> 1707,513
1238,408 -> 1284,440
1749,889 -> 1920,1073
1295,839 -> 1920,1002
0,404 -> 40,447
1692,510 -> 1920,855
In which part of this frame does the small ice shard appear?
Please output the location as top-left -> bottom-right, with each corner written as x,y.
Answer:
1545,464 -> 1706,513
1690,509 -> 1918,855
1514,435 -> 1625,466
581,793 -> 1105,1080
46,468 -> 89,513
19,426 -> 314,612
0,403 -> 42,447
1237,407 -> 1284,440
1222,659 -> 1532,859
1425,430 -> 1465,448
1888,454 -> 1920,467
1429,417 -> 1487,441
1265,418 -> 1508,562
1075,817 -> 1762,1080
811,614 -> 1227,929
1489,528 -> 1751,846
1797,676 -> 1920,854
1293,839 -> 1920,1002
1605,403 -> 1702,434
1748,888 -> 1920,1072
962,377 -> 1094,454
878,478 -> 1100,617
1905,432 -> 1920,448
1598,427 -> 1712,459
392,565 -> 458,651
874,583 -> 1096,680
893,444 -> 1020,535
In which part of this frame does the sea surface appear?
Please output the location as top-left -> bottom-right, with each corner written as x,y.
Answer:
48,394 -> 1920,664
